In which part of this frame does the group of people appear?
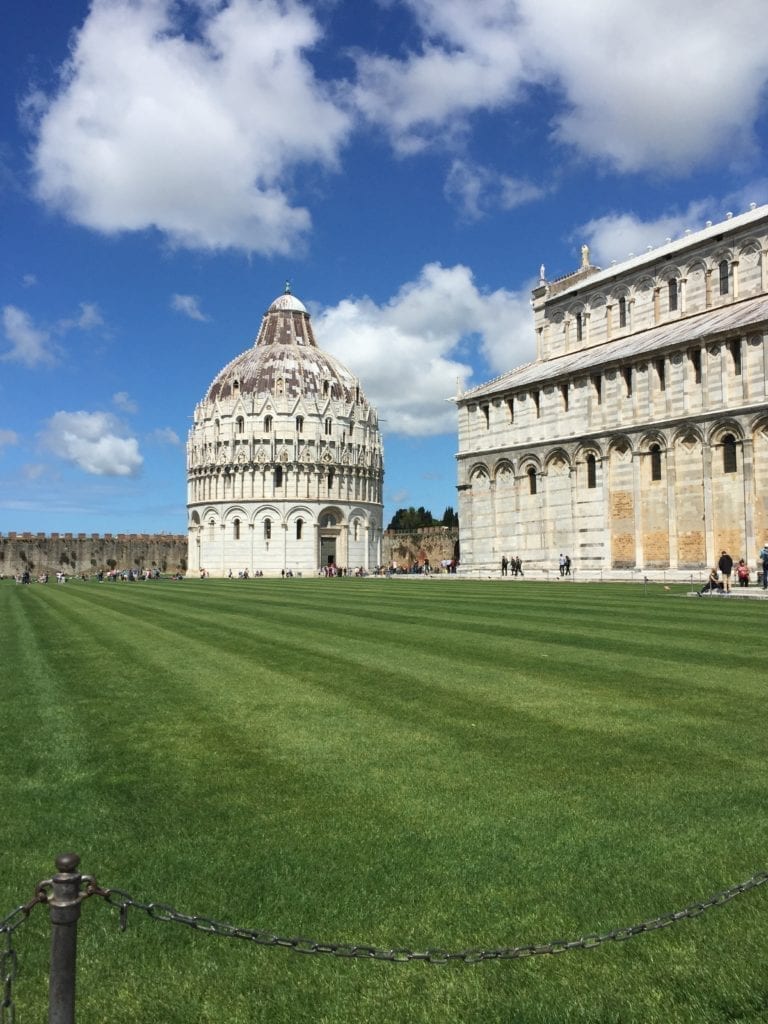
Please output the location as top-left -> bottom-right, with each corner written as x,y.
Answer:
500,555 -> 524,577
699,547 -> 768,594
558,554 -> 572,576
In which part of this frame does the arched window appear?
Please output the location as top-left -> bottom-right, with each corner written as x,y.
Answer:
722,434 -> 737,474
236,416 -> 244,433
209,519 -> 216,541
650,444 -> 662,481
325,418 -> 332,435
214,419 -> 220,440
264,518 -> 272,540
622,366 -> 632,397
728,340 -> 742,376
296,518 -> 303,541
353,519 -> 360,542
328,469 -> 335,491
233,518 -> 240,540
323,381 -> 329,397
274,466 -> 283,488
575,311 -> 583,342
527,467 -> 537,495
264,415 -> 273,433
586,453 -> 597,489
618,296 -> 627,328
668,278 -> 678,311
296,415 -> 304,434
719,260 -> 729,295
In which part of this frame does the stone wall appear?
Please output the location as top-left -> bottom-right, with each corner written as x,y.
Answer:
0,533 -> 187,577
382,526 -> 459,569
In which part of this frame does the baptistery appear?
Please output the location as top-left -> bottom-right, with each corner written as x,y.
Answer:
187,286 -> 384,576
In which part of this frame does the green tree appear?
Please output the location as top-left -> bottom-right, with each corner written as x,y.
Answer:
441,506 -> 459,527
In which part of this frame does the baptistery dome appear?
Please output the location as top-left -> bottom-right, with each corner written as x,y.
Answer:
187,286 -> 384,577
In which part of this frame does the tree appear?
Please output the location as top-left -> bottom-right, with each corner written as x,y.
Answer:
441,506 -> 459,527
386,506 -> 436,531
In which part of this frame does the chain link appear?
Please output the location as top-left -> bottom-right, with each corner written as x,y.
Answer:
0,893 -> 47,1022
0,861 -> 765,1022
84,868 -> 768,965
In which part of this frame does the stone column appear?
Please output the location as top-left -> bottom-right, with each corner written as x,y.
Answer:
742,437 -> 755,559
632,449 -> 644,569
702,442 -> 715,566
665,442 -> 678,569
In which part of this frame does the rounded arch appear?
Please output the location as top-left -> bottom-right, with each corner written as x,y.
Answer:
318,505 -> 345,527
638,430 -> 668,451
544,447 -> 572,471
684,257 -> 708,276
748,413 -> 768,437
711,246 -> 734,264
707,419 -> 744,445
634,275 -> 656,293
574,440 -> 604,461
517,453 -> 542,474
251,505 -> 282,527
738,236 -> 762,257
492,458 -> 515,482
606,434 -> 634,457
671,424 -> 704,447
469,462 -> 491,482
190,510 -> 201,526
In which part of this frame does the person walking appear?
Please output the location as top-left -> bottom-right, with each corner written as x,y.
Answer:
760,543 -> 768,590
718,549 -> 734,594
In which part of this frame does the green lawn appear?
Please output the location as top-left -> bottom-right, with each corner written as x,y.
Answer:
1,577 -> 767,1023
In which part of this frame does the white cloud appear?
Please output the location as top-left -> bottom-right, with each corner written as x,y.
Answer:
0,429 -> 19,450
22,463 -> 46,480
317,263 -> 534,437
113,391 -> 138,414
578,199 -> 730,266
22,274 -> 37,287
149,427 -> 181,445
29,0 -> 350,254
444,159 -> 545,220
58,301 -> 105,333
171,294 -> 209,321
42,410 -> 143,476
1,306 -> 56,367
353,0 -> 768,174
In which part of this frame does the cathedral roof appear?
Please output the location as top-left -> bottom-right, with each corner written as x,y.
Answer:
203,286 -> 364,405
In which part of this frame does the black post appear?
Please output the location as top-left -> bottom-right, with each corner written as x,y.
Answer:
48,853 -> 83,1024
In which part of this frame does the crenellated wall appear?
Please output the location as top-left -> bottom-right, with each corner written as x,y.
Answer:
0,533 -> 187,577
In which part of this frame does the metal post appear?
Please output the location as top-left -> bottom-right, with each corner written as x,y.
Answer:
48,853 -> 83,1024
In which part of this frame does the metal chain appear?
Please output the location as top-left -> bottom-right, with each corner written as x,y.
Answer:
0,892 -> 47,1022
84,868 -> 768,965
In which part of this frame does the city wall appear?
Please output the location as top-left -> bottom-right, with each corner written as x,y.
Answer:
382,526 -> 460,569
0,533 -> 187,577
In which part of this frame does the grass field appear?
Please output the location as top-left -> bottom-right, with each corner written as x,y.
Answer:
1,576 -> 767,1023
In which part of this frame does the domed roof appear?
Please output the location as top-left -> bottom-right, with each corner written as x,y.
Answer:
204,286 -> 365,405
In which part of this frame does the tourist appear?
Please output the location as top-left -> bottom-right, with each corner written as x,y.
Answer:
760,543 -> 768,589
718,550 -> 734,593
558,553 -> 566,576
501,555 -> 508,576
698,568 -> 724,596
736,559 -> 750,587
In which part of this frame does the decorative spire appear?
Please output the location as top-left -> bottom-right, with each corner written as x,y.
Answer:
284,280 -> 292,294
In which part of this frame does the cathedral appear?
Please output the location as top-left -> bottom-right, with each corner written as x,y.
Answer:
456,204 -> 768,577
187,286 -> 384,576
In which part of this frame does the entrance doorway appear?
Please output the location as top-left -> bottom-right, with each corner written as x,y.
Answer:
320,537 -> 336,566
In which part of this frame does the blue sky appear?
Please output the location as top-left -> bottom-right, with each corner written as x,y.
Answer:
3,0 -> 768,535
